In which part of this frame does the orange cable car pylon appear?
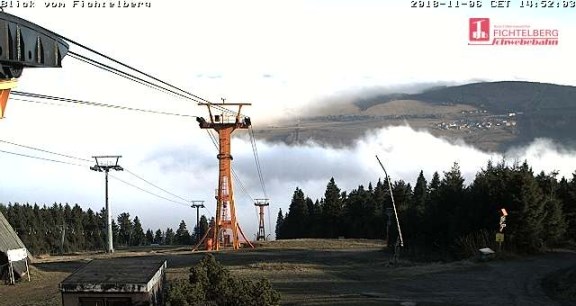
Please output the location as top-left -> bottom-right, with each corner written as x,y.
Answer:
0,79 -> 17,119
193,101 -> 254,251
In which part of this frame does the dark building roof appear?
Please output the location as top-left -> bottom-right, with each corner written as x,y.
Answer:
0,211 -> 28,277
60,257 -> 167,293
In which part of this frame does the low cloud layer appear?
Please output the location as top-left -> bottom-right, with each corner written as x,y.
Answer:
142,124 -> 576,237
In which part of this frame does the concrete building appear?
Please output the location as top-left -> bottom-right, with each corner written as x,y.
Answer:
60,258 -> 167,306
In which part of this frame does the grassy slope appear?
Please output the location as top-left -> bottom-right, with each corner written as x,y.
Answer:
3,240 -> 575,306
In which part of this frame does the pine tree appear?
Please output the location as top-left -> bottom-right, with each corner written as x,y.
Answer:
536,171 -> 567,246
412,170 -> 428,218
131,216 -> 146,246
468,160 -> 510,232
154,229 -> 164,244
117,213 -> 133,247
192,215 -> 209,243
310,200 -> 323,238
112,219 -> 120,248
322,178 -> 343,238
70,204 -> 86,251
96,207 -> 107,248
165,228 -> 176,245
507,162 -> 547,252
305,197 -> 317,237
275,209 -> 284,239
145,229 -> 154,245
176,220 -> 191,245
343,185 -> 369,238
429,171 -> 441,192
282,188 -> 309,238
558,172 -> 576,241
84,208 -> 104,250
424,163 -> 468,250
372,179 -> 388,239
63,203 -> 73,252
392,180 -> 413,214
0,203 -> 157,254
542,197 -> 567,246
199,215 -> 209,243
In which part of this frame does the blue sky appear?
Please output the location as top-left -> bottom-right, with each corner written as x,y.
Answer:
1,0 -> 576,236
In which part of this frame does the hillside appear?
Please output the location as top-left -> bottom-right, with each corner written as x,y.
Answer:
355,81 -> 576,113
254,81 -> 576,152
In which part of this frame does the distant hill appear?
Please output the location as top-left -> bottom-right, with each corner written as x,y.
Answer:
355,81 -> 576,148
255,81 -> 576,152
355,81 -> 576,113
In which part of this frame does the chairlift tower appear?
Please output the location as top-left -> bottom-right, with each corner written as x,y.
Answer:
254,199 -> 269,241
90,155 -> 123,253
190,200 -> 205,230
196,102 -> 254,250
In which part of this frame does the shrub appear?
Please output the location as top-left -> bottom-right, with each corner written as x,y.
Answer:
167,254 -> 281,306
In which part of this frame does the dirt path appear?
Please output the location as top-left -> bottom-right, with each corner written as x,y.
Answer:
275,251 -> 576,305
363,251 -> 576,306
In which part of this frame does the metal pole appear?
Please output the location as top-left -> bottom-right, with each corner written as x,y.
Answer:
191,202 -> 205,231
91,155 -> 122,254
376,155 -> 404,247
105,169 -> 113,253
195,206 -> 200,229
386,215 -> 390,247
191,201 -> 205,243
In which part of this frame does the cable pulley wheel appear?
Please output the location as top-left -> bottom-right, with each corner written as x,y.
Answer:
1,65 -> 23,78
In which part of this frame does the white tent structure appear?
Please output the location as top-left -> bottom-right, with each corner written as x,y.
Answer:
0,211 -> 30,284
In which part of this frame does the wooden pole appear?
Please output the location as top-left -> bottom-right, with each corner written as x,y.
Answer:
8,261 -> 14,285
25,258 -> 30,282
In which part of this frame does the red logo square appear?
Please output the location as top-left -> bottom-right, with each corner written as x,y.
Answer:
469,18 -> 490,42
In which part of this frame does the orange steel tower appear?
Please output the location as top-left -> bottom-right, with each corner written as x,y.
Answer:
254,199 -> 269,241
196,102 -> 254,250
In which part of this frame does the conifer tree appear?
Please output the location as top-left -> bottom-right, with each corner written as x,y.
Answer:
117,213 -> 133,247
322,178 -> 343,238
536,171 -> 567,246
507,162 -> 546,252
282,188 -> 309,238
131,216 -> 146,246
275,209 -> 284,239
176,220 -> 191,245
154,229 -> 164,244
412,170 -> 428,218
165,227 -> 176,245
145,229 -> 154,245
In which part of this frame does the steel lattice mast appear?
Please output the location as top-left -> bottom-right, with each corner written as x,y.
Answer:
254,199 -> 269,241
196,102 -> 254,250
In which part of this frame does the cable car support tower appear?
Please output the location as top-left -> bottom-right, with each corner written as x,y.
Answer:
195,102 -> 254,251
254,198 -> 269,241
